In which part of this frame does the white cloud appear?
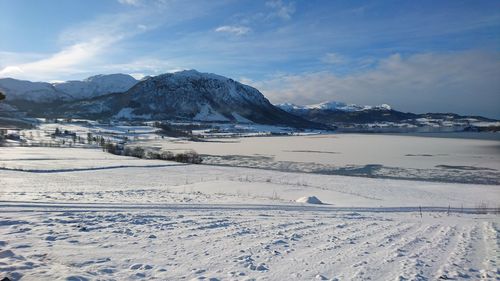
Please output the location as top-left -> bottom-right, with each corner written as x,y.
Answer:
94,58 -> 179,75
215,25 -> 251,36
265,0 -> 295,20
118,0 -> 142,6
0,37 -> 118,81
321,53 -> 346,65
250,51 -> 500,118
0,1 -> 221,81
238,77 -> 255,85
0,5 -> 167,81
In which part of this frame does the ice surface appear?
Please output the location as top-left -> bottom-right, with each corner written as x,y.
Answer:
137,134 -> 500,184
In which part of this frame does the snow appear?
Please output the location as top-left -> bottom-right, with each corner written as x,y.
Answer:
171,69 -> 229,81
114,108 -> 152,120
0,147 -> 179,171
231,112 -> 253,123
114,108 -> 135,119
54,73 -> 137,99
0,136 -> 499,280
0,74 -> 137,102
137,134 -> 500,185
1,203 -> 497,281
193,104 -> 230,122
296,196 -> 323,204
0,78 -> 68,102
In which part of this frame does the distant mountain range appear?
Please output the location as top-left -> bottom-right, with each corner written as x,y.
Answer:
276,101 -> 392,113
0,70 -> 497,130
0,74 -> 137,102
0,70 -> 326,129
275,101 -> 496,127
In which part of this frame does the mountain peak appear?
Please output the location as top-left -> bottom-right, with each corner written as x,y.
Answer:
83,73 -> 137,83
157,69 -> 230,82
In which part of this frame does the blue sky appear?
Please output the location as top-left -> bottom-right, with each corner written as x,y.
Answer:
0,0 -> 499,117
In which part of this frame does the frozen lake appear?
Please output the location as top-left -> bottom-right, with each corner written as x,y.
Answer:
138,133 -> 500,184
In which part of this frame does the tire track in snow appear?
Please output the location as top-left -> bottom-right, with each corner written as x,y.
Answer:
346,223 -> 433,280
393,225 -> 456,280
480,222 -> 500,280
436,225 -> 482,280
355,224 -> 435,280
295,221 -> 417,280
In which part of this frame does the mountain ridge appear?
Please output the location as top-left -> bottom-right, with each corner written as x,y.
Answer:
1,71 -> 497,130
275,100 -> 497,128
1,70 -> 328,129
0,74 -> 138,102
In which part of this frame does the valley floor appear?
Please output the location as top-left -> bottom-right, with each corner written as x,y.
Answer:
0,146 -> 499,280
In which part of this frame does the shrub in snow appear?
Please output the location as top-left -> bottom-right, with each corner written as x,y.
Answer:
132,147 -> 145,158
121,146 -> 202,164
173,150 -> 202,164
161,151 -> 174,160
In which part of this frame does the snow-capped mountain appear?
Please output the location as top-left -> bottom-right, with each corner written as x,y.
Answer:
0,74 -> 138,102
275,100 -> 497,128
48,70 -> 327,129
0,78 -> 70,102
53,74 -> 138,100
4,71 -> 494,130
276,101 -> 392,113
276,100 -> 416,124
121,70 -> 271,121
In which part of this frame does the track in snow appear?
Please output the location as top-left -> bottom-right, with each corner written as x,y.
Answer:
1,202 -> 498,281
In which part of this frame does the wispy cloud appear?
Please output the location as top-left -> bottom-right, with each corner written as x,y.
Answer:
117,0 -> 142,6
91,57 -> 181,75
265,0 -> 295,20
321,53 -> 346,65
0,9 -> 152,80
0,37 -> 122,81
0,1 -> 202,81
251,51 -> 500,118
215,25 -> 251,36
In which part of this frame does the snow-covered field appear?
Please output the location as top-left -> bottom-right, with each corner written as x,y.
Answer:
1,143 -> 499,280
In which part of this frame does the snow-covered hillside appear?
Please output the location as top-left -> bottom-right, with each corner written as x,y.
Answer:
53,74 -> 138,99
0,78 -> 70,102
0,74 -> 137,102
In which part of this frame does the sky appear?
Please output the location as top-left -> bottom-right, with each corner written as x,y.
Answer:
0,0 -> 499,118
